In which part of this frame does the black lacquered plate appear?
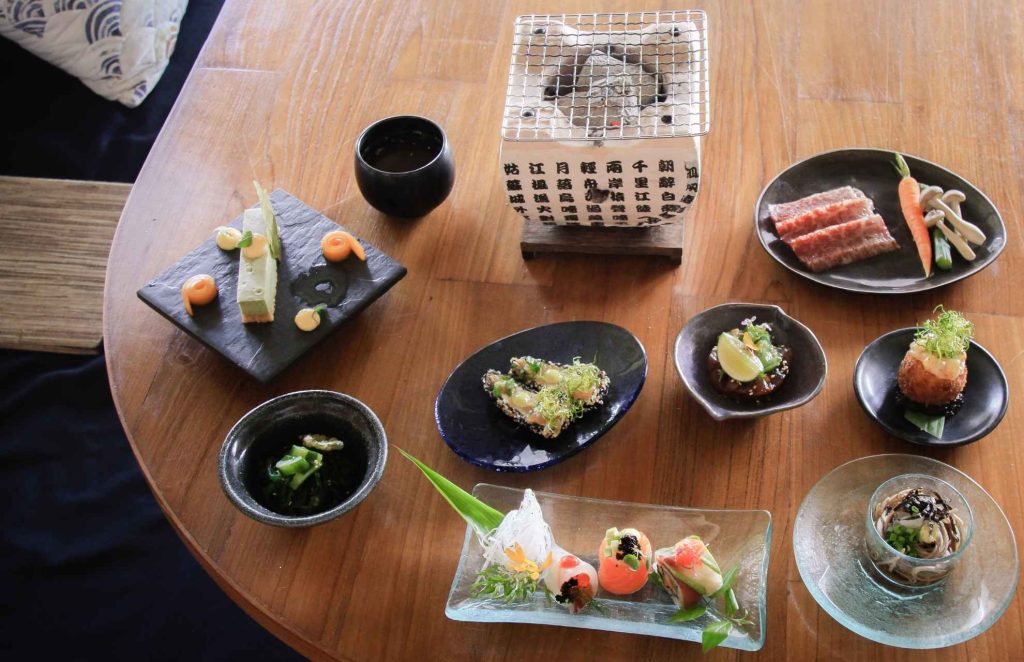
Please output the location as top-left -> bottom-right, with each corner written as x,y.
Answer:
435,321 -> 647,472
853,328 -> 1008,446
755,149 -> 1006,294
138,190 -> 407,382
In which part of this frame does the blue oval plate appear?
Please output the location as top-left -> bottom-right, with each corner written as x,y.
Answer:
853,328 -> 1008,446
435,321 -> 647,472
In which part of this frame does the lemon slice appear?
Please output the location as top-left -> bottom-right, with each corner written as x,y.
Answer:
717,332 -> 763,382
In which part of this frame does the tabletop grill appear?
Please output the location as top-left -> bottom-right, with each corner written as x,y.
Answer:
500,11 -> 710,228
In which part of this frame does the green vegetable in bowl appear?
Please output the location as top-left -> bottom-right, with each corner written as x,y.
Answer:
261,433 -> 359,515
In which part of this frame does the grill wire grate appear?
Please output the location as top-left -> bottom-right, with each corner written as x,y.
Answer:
502,11 -> 710,141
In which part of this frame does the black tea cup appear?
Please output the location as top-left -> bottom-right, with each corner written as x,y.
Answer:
354,115 -> 455,218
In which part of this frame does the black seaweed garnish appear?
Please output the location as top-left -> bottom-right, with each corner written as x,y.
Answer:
556,577 -> 578,604
616,534 -> 642,560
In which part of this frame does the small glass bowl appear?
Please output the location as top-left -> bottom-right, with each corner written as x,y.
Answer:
865,473 -> 974,588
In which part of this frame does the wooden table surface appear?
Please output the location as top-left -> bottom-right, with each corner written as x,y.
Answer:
103,1 -> 1024,659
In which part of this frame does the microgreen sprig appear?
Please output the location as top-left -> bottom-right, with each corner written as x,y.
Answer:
470,564 -> 542,603
916,306 -> 973,359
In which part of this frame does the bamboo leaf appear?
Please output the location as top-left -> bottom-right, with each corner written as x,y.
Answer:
702,620 -> 732,653
398,448 -> 505,536
667,603 -> 706,623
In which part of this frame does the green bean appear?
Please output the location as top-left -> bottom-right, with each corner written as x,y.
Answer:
275,455 -> 310,475
933,227 -> 953,270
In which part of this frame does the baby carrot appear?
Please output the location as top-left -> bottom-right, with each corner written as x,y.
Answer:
894,153 -> 932,278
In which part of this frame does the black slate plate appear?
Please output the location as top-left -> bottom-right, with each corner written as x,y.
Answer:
674,303 -> 827,420
854,328 -> 1008,446
435,321 -> 647,472
755,148 -> 1006,294
138,189 -> 407,382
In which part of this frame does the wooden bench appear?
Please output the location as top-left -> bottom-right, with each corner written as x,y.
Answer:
0,176 -> 130,354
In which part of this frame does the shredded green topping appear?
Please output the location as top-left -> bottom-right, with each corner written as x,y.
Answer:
885,523 -> 921,557
532,386 -> 580,434
915,306 -> 974,359
522,358 -> 603,435
561,357 -> 602,398
470,564 -> 547,603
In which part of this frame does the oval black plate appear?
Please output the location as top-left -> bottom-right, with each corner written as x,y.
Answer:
755,149 -> 1006,294
674,303 -> 827,420
435,321 -> 647,472
854,328 -> 1008,446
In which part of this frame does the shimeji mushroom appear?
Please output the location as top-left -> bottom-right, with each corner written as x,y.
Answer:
931,198 -> 985,245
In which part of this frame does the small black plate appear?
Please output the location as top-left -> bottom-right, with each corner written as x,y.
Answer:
854,328 -> 1009,446
755,148 -> 1006,294
435,321 -> 647,472
138,189 -> 407,382
674,303 -> 827,420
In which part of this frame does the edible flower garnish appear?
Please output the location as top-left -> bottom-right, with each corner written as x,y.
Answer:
470,545 -> 553,602
504,544 -> 553,580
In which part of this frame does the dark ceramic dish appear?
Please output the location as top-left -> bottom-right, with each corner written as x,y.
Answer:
138,189 -> 407,382
755,148 -> 1006,294
854,328 -> 1008,446
674,303 -> 827,420
435,321 -> 647,472
219,390 -> 388,527
355,115 -> 455,217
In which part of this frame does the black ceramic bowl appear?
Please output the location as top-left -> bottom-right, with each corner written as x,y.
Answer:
674,303 -> 827,420
854,328 -> 1009,446
355,115 -> 455,218
218,390 -> 388,527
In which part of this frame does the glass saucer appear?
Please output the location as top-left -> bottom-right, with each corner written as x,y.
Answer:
446,484 -> 771,650
793,454 -> 1018,648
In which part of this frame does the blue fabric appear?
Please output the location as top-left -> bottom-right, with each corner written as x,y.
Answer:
0,350 -> 303,660
0,1 -> 222,183
0,1 -> 305,658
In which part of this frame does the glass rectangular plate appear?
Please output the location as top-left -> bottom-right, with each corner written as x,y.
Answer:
445,484 -> 772,651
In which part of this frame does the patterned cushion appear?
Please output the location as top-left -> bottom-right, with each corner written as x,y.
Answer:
0,0 -> 189,107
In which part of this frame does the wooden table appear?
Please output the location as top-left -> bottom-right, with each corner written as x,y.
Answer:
104,1 -> 1024,659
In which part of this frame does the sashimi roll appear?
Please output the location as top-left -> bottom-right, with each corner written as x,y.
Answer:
597,527 -> 652,595
654,535 -> 723,605
543,548 -> 599,614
